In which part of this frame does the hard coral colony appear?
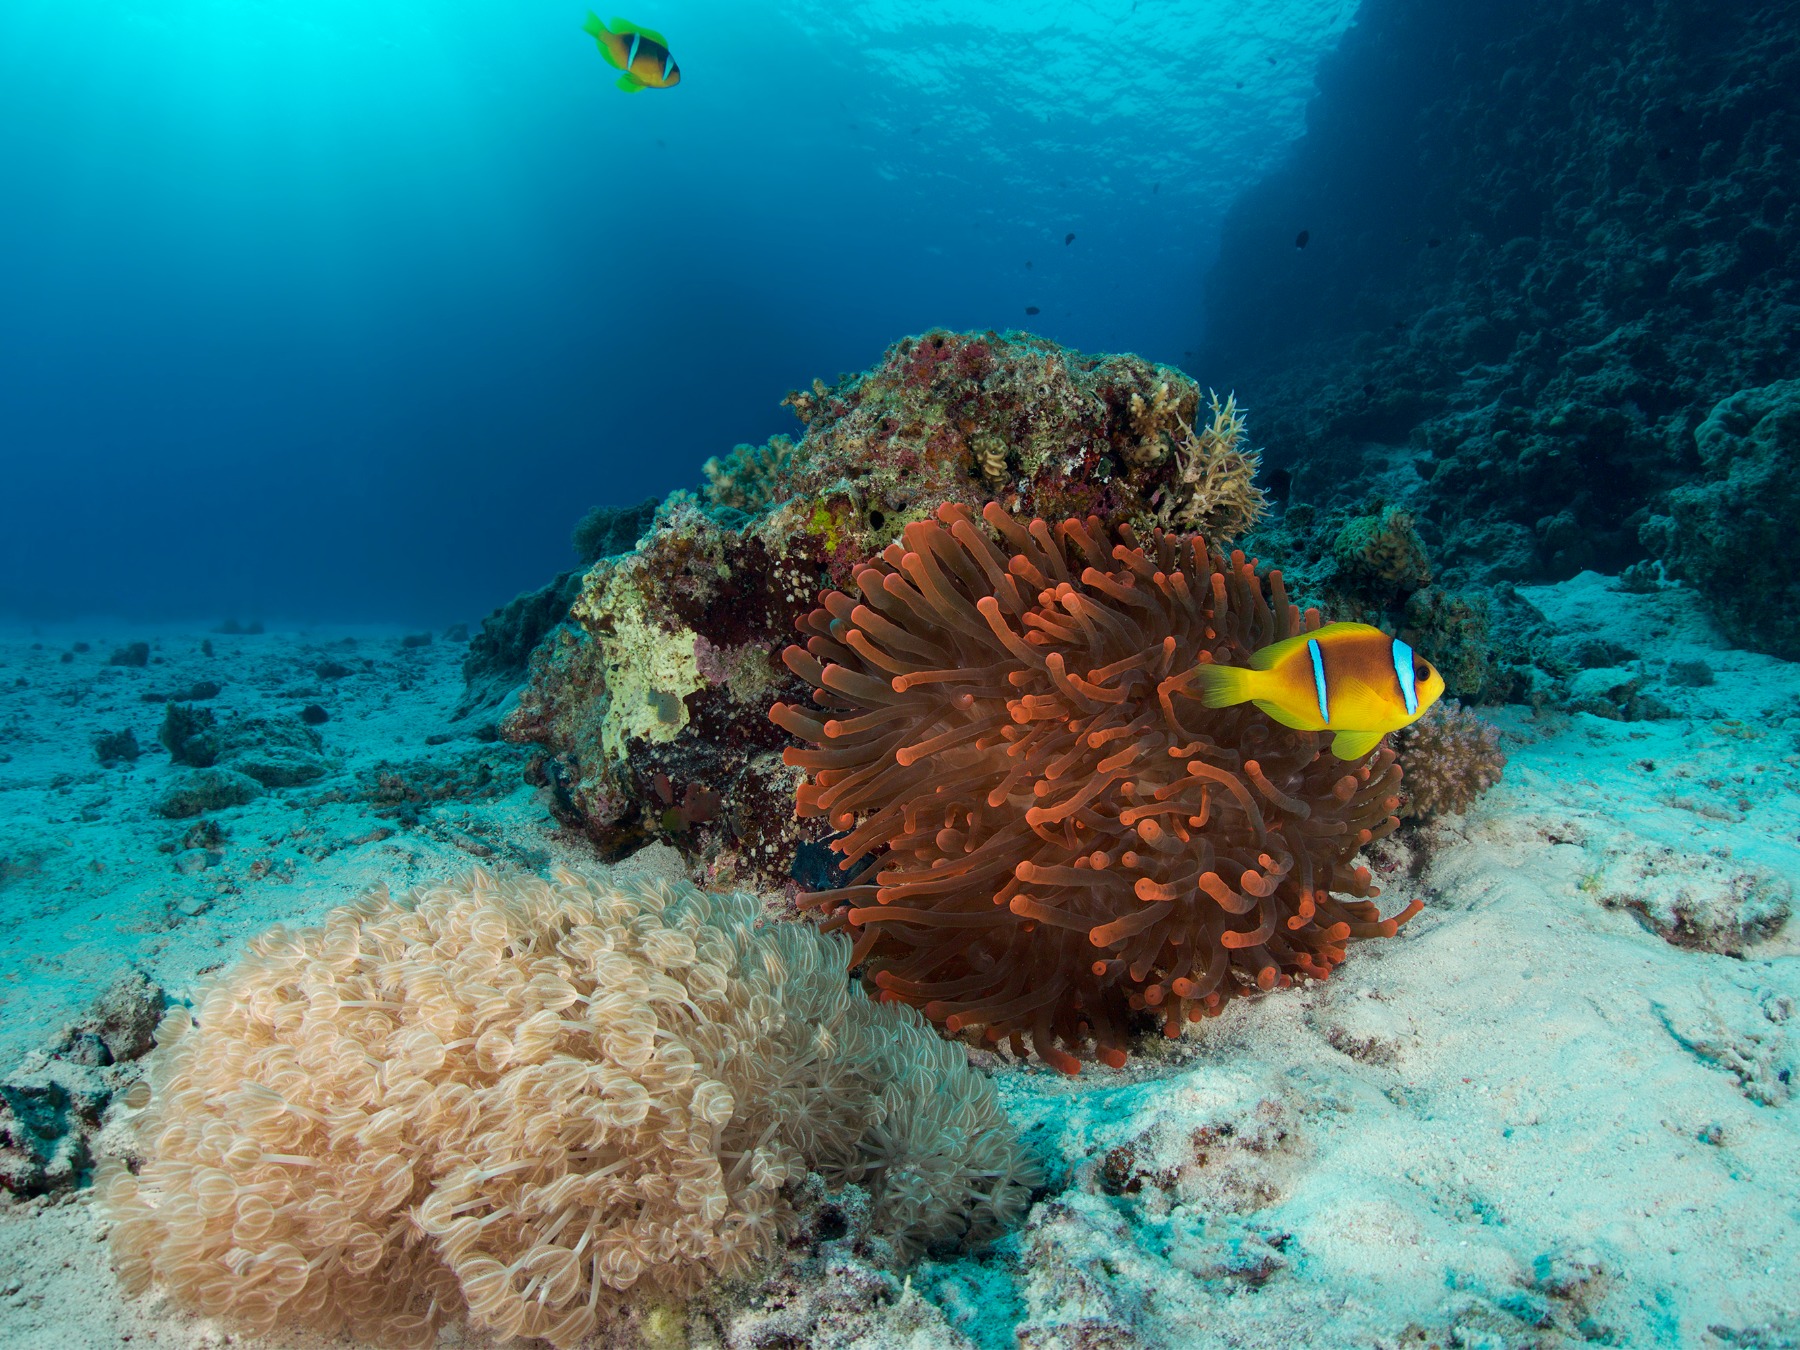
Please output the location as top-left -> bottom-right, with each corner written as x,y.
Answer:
771,503 -> 1418,1075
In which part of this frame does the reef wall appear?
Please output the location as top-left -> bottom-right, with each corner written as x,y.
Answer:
1198,0 -> 1800,656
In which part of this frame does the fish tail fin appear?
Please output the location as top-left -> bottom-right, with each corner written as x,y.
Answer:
616,71 -> 646,91
1190,663 -> 1261,710
582,11 -> 606,37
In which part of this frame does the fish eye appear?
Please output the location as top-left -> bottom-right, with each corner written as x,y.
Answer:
1414,659 -> 1428,679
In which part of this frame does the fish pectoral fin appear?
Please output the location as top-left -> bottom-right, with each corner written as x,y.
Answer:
1329,728 -> 1387,761
615,71 -> 646,90
610,15 -> 670,45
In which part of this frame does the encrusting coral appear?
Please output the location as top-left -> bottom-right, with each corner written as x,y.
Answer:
769,501 -> 1418,1075
100,868 -> 1036,1348
1389,698 -> 1507,821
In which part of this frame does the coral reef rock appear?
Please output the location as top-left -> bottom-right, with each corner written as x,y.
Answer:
0,971 -> 166,1198
1640,380 -> 1800,660
1591,839 -> 1791,956
503,331 -> 1272,879
458,570 -> 584,718
152,766 -> 265,818
571,495 -> 660,566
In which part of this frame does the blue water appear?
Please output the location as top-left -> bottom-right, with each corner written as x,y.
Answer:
0,0 -> 1350,625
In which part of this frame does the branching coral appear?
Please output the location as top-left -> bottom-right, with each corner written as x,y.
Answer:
1160,391 -> 1269,540
1389,698 -> 1506,820
769,503 -> 1417,1075
102,868 -> 1036,1349
703,436 -> 800,515
1121,380 -> 1199,468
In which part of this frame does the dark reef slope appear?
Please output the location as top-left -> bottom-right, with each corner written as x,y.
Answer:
1200,0 -> 1800,656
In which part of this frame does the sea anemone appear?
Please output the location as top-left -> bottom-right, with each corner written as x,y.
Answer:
770,502 -> 1418,1074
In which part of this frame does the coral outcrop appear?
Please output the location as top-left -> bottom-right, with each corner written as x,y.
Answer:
502,332 -> 1270,874
103,868 -> 1035,1349
769,502 -> 1417,1074
458,571 -> 584,718
571,496 -> 660,566
755,330 -> 1267,552
1331,505 -> 1432,598
0,972 -> 166,1198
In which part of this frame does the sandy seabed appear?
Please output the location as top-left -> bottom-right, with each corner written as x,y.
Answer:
1,573 -> 1796,1350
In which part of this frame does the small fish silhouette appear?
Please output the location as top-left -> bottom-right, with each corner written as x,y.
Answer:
1064,233 -> 1075,245
1025,306 -> 1040,315
1295,229 -> 1310,249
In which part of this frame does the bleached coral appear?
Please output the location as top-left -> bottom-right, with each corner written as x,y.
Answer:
101,868 -> 1036,1349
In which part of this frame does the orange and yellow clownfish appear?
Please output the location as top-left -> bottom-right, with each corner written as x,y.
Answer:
584,13 -> 680,92
1192,622 -> 1445,760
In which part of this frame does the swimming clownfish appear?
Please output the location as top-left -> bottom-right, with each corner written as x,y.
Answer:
1192,623 -> 1445,760
583,13 -> 680,92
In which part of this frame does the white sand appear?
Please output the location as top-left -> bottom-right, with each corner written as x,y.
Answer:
1,575 -> 1795,1349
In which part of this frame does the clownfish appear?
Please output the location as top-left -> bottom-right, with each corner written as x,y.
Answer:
1192,622 -> 1445,760
584,13 -> 681,92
